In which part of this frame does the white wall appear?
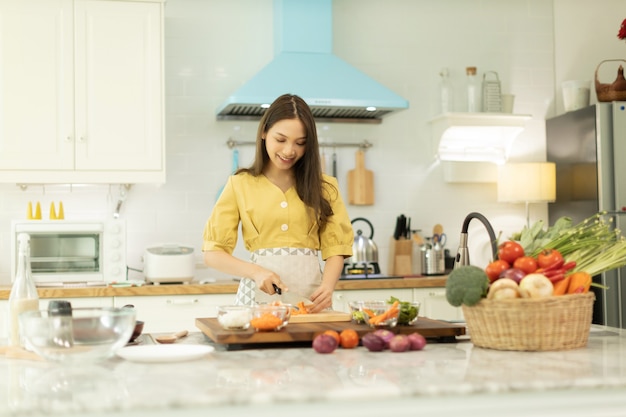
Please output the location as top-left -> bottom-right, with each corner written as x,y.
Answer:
0,0 -> 621,284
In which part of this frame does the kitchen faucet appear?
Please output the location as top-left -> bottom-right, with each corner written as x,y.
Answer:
454,212 -> 498,269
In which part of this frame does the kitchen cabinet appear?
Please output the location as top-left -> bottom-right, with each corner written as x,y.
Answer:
114,294 -> 235,333
413,288 -> 463,321
0,0 -> 165,184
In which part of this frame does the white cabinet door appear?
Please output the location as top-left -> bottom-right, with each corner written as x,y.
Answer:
0,0 -> 74,170
74,0 -> 163,172
333,289 -> 414,313
114,294 -> 235,333
413,288 -> 464,321
0,0 -> 164,184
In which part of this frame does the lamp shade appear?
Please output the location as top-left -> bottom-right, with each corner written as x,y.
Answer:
497,162 -> 556,203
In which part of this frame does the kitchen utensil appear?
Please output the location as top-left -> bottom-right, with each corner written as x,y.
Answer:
421,238 -> 446,275
250,305 -> 290,331
155,330 -> 189,344
143,244 -> 195,284
347,217 -> 379,264
347,150 -> 374,205
272,284 -> 311,306
19,307 -> 136,363
393,215 -> 406,240
482,71 -> 502,112
332,148 -> 337,177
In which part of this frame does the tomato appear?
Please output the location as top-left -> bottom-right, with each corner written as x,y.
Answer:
323,330 -> 341,345
537,249 -> 564,269
513,256 -> 538,274
485,259 -> 510,283
497,241 -> 525,264
339,329 -> 359,349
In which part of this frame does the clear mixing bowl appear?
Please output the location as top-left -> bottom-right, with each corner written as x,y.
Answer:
19,307 -> 136,363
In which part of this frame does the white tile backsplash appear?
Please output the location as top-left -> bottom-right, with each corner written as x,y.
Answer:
0,0 -> 621,284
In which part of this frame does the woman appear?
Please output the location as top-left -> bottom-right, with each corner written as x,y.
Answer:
202,94 -> 353,313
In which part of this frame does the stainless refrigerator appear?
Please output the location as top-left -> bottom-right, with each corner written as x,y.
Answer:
546,102 -> 626,328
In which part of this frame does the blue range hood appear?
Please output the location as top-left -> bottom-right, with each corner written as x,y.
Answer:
216,0 -> 409,124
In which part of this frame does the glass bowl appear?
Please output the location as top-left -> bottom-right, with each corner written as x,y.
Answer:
250,305 -> 289,331
19,307 -> 136,363
217,305 -> 252,330
397,301 -> 421,325
352,300 -> 399,328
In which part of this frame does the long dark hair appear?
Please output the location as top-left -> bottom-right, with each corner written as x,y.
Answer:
236,94 -> 335,229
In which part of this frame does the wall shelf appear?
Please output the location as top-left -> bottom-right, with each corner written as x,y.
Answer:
430,112 -> 532,164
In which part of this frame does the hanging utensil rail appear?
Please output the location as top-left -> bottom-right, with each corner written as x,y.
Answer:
226,138 -> 373,149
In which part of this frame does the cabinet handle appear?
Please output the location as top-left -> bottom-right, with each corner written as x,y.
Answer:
78,136 -> 85,143
166,298 -> 199,305
429,291 -> 446,297
65,136 -> 72,142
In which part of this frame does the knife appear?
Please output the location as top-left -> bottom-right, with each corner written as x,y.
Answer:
272,284 -> 311,306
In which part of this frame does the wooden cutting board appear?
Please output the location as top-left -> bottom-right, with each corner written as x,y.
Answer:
347,150 -> 374,205
288,311 -> 351,323
196,316 -> 465,346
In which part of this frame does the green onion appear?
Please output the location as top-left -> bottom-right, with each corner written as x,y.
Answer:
515,212 -> 626,276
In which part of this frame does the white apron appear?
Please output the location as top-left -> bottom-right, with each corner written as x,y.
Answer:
234,248 -> 322,305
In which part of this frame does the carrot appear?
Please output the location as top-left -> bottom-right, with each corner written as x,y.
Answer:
369,301 -> 400,325
552,275 -> 571,296
567,271 -> 592,294
250,313 -> 283,330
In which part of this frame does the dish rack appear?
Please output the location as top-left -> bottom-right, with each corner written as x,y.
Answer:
482,71 -> 502,112
461,292 -> 594,351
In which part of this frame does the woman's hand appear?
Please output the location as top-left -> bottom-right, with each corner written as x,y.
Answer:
308,283 -> 334,313
250,266 -> 286,295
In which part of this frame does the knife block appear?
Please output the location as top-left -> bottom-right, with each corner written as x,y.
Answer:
388,237 -> 413,276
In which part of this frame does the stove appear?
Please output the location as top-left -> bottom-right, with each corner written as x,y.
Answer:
339,273 -> 403,280
340,261 -> 401,279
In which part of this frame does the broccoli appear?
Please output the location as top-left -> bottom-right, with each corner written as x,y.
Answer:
445,265 -> 490,307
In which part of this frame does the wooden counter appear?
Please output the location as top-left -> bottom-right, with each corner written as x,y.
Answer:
0,276 -> 448,300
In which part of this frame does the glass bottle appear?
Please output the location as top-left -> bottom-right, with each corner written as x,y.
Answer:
9,233 -> 39,347
439,68 -> 451,113
466,66 -> 478,112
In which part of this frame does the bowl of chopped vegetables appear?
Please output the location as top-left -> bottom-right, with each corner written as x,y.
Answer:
350,300 -> 400,328
250,305 -> 289,331
350,298 -> 420,327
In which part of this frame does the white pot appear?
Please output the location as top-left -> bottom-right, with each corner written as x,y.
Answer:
143,244 -> 195,284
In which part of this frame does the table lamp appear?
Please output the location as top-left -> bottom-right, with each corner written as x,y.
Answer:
497,162 -> 556,227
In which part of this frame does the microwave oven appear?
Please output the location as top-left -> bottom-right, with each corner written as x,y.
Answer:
10,220 -> 127,286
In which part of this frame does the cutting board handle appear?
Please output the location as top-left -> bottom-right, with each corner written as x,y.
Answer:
356,150 -> 365,169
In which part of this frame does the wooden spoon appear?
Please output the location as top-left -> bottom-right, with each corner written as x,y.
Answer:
155,330 -> 188,344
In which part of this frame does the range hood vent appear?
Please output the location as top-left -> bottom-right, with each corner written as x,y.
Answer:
216,0 -> 408,124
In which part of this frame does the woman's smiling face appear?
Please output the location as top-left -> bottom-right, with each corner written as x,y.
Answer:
264,118 -> 307,172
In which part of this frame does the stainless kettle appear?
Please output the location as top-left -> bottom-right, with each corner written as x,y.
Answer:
348,217 -> 379,264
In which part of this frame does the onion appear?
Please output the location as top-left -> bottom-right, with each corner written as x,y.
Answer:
498,267 -> 526,283
312,334 -> 338,353
362,333 -> 386,352
372,329 -> 394,349
389,335 -> 410,352
407,332 -> 427,351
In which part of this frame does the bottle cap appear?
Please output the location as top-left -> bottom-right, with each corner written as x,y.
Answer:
48,300 -> 73,316
466,66 -> 477,75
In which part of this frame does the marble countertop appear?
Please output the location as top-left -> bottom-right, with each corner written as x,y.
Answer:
2,326 -> 626,417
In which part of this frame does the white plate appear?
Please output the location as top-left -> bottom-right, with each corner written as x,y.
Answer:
116,344 -> 214,363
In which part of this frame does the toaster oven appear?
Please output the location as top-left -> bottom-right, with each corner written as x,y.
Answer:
10,220 -> 127,286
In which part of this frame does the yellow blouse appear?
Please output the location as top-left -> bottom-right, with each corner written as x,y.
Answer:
202,173 -> 354,260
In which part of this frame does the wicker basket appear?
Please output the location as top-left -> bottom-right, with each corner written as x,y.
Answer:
595,59 -> 626,102
461,292 -> 595,351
